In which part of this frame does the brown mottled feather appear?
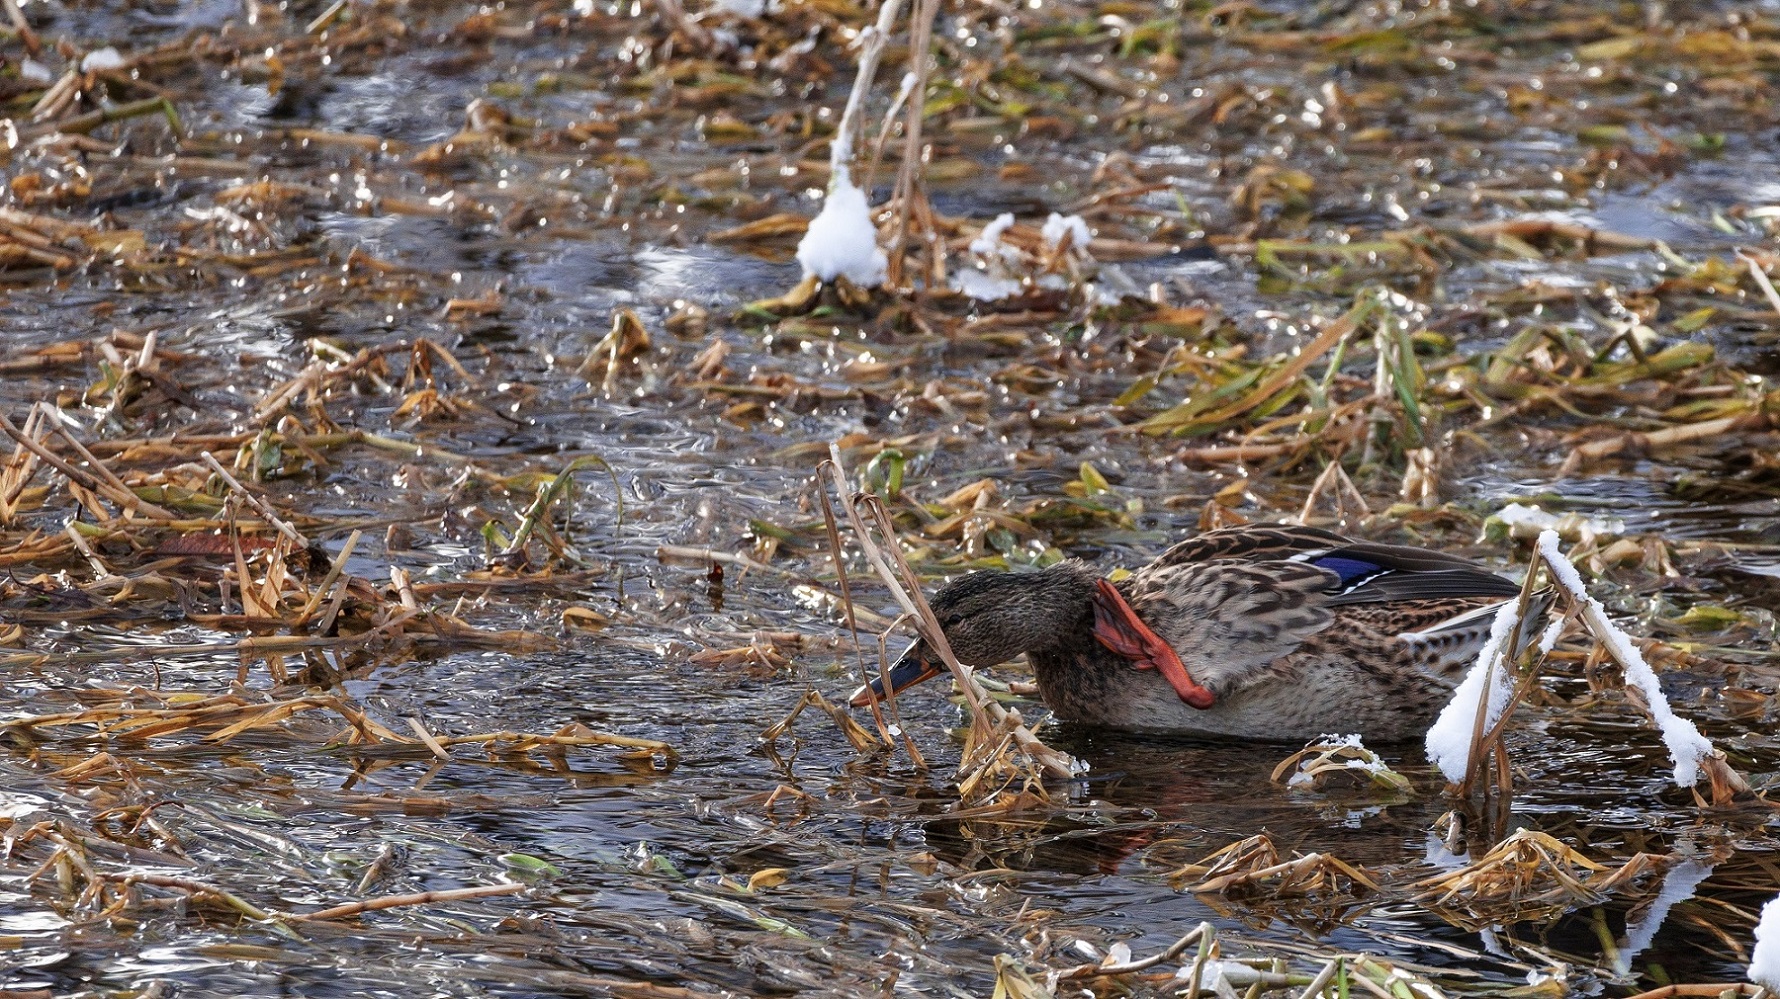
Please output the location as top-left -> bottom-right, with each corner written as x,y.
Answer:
892,524 -> 1547,742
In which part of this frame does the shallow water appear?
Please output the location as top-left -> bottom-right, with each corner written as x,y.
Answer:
3,1 -> 1779,996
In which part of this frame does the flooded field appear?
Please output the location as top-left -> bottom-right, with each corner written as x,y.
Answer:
1,0 -> 1778,996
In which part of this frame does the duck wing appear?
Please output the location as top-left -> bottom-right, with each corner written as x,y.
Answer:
1112,535 -> 1529,705
1295,541 -> 1524,605
1149,523 -> 1351,566
1152,525 -> 1523,605
1115,559 -> 1343,703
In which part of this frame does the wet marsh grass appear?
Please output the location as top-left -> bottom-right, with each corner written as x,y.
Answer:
0,0 -> 1778,995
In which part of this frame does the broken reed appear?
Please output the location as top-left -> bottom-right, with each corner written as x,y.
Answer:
1448,533 -> 1754,807
816,444 -> 1078,799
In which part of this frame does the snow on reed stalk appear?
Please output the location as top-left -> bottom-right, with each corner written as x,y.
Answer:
792,1 -> 899,286
1751,894 -> 1780,990
1426,529 -> 1740,796
1533,530 -> 1714,787
795,169 -> 887,287
1424,600 -> 1522,784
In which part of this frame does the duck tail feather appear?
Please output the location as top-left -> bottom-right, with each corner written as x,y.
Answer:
1398,589 -> 1557,674
1325,567 -> 1525,605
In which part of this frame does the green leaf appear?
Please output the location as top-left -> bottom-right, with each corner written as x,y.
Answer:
499,853 -> 563,877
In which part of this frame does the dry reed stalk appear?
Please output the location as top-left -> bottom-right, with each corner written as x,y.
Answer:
1738,250 -> 1780,315
62,523 -> 114,581
1462,218 -> 1655,253
104,872 -> 280,923
202,450 -> 309,548
1411,830 -> 1671,932
1137,298 -> 1369,436
0,404 -> 48,523
405,717 -> 452,760
833,0 -> 905,176
7,687 -> 670,763
1566,412 -> 1766,466
1621,986 -> 1767,999
295,528 -> 361,623
0,625 -> 414,681
647,0 -> 712,49
819,446 -> 1078,785
1533,539 -> 1755,806
435,728 -> 674,757
1175,834 -> 1380,898
1270,739 -> 1409,792
1452,548 -> 1547,799
814,477 -> 921,762
0,409 -> 177,520
1198,852 -> 1380,896
51,423 -> 145,501
1446,536 -> 1759,808
252,343 -> 401,424
886,0 -> 942,289
657,545 -> 798,579
762,688 -> 882,753
1294,458 -> 1367,525
0,402 -> 51,523
0,0 -> 39,54
296,882 -> 527,921
1051,922 -> 1214,981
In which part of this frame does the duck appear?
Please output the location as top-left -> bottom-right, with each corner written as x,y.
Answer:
851,523 -> 1549,742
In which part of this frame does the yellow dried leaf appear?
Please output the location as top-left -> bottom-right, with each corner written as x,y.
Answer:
746,868 -> 790,891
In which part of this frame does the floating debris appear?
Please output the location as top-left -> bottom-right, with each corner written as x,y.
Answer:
1271,734 -> 1411,793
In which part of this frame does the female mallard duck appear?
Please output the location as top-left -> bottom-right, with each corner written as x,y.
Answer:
853,524 -> 1547,742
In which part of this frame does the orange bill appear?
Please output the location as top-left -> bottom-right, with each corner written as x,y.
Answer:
1090,578 -> 1215,709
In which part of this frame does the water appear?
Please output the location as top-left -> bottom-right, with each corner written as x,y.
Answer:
2,1 -> 1778,996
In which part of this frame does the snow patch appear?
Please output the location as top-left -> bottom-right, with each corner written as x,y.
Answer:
21,58 -> 54,83
1174,959 -> 1257,988
1536,616 -> 1566,655
1283,734 -> 1397,788
1041,212 -> 1091,251
1750,894 -> 1780,989
951,269 -> 1023,302
1537,529 -> 1712,787
969,212 -> 1016,257
891,70 -> 919,108
1491,501 -> 1623,538
794,165 -> 887,287
1424,600 -> 1522,783
712,0 -> 772,15
80,48 -> 126,72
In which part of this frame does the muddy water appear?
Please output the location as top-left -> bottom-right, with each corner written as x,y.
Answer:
3,0 -> 1780,996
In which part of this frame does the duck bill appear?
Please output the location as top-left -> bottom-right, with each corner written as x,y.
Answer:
848,649 -> 943,706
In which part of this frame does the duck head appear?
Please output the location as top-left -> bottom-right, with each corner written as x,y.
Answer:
849,561 -> 1097,705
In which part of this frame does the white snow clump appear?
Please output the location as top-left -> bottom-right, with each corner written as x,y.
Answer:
1424,600 -> 1523,784
794,164 -> 887,287
81,48 -> 126,72
1750,894 -> 1780,989
1041,212 -> 1091,251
